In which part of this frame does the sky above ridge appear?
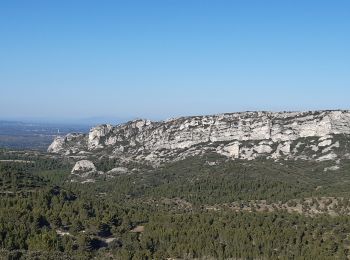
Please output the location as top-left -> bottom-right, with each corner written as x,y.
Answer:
0,0 -> 349,122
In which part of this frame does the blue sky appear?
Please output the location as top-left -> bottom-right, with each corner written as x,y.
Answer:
0,0 -> 349,122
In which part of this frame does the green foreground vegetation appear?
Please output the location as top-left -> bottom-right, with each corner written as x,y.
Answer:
1,151 -> 350,259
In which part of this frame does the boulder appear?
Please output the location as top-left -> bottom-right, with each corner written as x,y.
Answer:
71,160 -> 96,176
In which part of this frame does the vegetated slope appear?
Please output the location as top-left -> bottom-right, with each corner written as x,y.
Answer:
3,110 -> 350,258
2,150 -> 350,259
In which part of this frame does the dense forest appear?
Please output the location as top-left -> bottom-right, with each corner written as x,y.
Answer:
1,150 -> 350,259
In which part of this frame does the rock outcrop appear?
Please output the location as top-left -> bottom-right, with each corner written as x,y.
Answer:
48,110 -> 350,164
72,160 -> 96,173
70,159 -> 109,182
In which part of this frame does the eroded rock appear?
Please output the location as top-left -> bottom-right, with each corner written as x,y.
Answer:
71,160 -> 97,176
48,110 -> 350,163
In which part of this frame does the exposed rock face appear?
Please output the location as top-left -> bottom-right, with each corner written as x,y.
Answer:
88,124 -> 115,150
48,110 -> 350,164
71,160 -> 97,178
48,136 -> 65,153
107,167 -> 129,175
217,142 -> 240,158
48,133 -> 86,155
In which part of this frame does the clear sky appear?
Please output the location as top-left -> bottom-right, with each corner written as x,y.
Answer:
1,0 -> 349,123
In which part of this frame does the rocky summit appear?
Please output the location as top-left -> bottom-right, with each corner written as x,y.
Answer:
48,110 -> 350,176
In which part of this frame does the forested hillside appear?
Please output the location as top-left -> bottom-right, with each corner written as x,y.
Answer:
1,150 -> 350,259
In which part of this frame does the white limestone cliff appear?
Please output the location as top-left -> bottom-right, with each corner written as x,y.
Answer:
48,110 -> 350,163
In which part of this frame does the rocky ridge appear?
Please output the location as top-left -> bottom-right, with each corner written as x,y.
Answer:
48,110 -> 350,176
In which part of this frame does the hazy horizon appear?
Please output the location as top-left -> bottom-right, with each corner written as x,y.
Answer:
1,108 -> 350,126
